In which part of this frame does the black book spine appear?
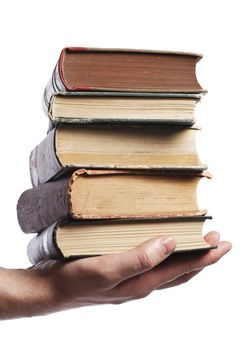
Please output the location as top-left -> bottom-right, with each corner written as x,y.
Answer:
42,61 -> 66,116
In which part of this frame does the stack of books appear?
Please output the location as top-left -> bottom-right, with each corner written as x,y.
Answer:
17,47 -> 212,265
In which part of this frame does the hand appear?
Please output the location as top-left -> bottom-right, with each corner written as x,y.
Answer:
0,231 -> 231,320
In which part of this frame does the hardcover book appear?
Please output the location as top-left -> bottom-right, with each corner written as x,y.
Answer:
17,169 -> 210,233
27,216 -> 212,265
30,125 -> 207,187
43,47 -> 206,113
47,93 -> 202,126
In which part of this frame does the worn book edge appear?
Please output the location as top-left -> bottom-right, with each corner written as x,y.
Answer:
30,126 -> 208,186
46,91 -> 204,123
27,214 -> 214,265
67,169 -> 211,219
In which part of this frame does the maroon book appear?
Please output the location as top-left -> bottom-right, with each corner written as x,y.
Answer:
43,47 -> 206,113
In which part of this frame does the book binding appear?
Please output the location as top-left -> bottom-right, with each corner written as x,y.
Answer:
42,47 -> 206,116
18,168 -> 210,233
27,214 -> 211,265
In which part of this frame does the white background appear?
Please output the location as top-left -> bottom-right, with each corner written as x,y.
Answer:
0,0 -> 248,348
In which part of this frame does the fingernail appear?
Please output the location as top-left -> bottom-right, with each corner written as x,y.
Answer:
160,237 -> 176,254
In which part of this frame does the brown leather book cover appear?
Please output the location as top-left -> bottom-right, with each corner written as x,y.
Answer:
43,47 -> 206,114
17,169 -> 209,233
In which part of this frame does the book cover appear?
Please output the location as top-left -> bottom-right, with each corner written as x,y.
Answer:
17,169 -> 210,233
29,125 -> 207,187
43,47 -> 206,114
27,215 -> 212,265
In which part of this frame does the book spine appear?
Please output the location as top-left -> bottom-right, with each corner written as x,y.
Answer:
42,61 -> 66,116
29,128 -> 63,186
17,177 -> 70,233
27,223 -> 64,265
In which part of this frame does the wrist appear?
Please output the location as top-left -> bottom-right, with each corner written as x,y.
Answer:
0,267 -> 62,319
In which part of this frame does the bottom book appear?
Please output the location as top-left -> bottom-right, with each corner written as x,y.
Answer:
27,215 -> 214,265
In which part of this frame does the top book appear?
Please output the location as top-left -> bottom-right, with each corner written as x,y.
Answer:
43,47 -> 206,111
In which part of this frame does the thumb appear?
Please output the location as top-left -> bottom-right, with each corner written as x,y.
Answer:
103,236 -> 176,284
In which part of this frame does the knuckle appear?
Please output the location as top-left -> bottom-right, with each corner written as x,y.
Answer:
137,250 -> 155,270
182,262 -> 191,274
136,290 -> 150,300
135,287 -> 153,300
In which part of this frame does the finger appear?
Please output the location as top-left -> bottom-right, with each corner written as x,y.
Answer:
115,239 -> 231,299
145,240 -> 232,289
155,232 -> 220,290
156,268 -> 203,289
71,236 -> 176,285
203,231 -> 220,246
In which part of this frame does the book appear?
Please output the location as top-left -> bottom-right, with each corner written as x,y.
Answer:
17,169 -> 209,233
43,47 -> 206,113
30,124 -> 207,187
27,216 -> 212,265
47,93 -> 202,126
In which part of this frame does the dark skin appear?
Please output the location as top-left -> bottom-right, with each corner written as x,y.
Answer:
0,231 -> 231,320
